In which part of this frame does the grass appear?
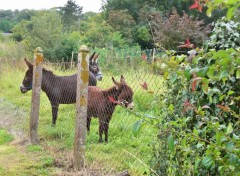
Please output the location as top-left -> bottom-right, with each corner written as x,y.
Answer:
0,61 -> 164,175
0,129 -> 58,176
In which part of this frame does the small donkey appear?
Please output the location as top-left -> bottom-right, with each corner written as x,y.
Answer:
87,75 -> 134,143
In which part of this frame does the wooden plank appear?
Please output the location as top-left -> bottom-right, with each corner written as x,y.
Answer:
73,45 -> 89,170
30,47 -> 43,144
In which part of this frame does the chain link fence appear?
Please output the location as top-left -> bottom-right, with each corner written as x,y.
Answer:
0,48 -> 172,175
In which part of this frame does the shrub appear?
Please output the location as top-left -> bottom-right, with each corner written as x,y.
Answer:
146,48 -> 240,175
207,17 -> 240,50
148,8 -> 211,50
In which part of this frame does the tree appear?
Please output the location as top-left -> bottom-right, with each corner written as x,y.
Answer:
60,0 -> 83,31
107,10 -> 136,44
21,10 -> 63,60
0,20 -> 11,32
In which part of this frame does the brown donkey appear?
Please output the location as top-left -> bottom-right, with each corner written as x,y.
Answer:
87,75 -> 134,143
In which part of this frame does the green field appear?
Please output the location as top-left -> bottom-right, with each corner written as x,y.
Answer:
0,61 -> 164,175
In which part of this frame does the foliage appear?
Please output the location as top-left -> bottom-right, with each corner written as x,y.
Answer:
19,10 -> 63,60
148,8 -> 211,50
107,10 -> 136,44
0,20 -> 11,32
59,0 -> 83,31
145,48 -> 240,175
206,0 -> 240,20
0,9 -> 36,32
207,17 -> 240,50
79,13 -> 129,49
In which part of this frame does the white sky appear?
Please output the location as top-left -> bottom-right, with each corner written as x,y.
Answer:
0,0 -> 103,13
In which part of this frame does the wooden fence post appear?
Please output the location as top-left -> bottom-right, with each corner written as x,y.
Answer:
73,45 -> 89,170
30,47 -> 43,144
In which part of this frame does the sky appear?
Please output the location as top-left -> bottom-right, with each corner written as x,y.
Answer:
0,0 -> 103,13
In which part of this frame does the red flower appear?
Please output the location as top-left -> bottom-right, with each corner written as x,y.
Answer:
189,0 -> 203,12
140,81 -> 148,90
178,38 -> 195,48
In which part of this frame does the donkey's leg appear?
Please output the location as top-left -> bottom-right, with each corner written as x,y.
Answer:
51,102 -> 59,126
87,117 -> 92,133
104,119 -> 110,143
98,120 -> 105,143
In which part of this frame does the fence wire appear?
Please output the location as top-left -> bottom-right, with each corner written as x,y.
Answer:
0,48 -> 169,176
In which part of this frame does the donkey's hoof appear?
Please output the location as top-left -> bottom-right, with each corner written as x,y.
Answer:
51,124 -> 56,127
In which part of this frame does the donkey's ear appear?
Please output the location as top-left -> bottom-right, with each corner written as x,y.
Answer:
89,52 -> 96,61
93,53 -> 99,61
120,75 -> 126,84
24,58 -> 33,69
112,77 -> 120,89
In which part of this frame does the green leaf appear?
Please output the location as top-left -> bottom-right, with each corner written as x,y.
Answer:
227,7 -> 235,20
202,156 -> 214,169
132,120 -> 143,137
219,70 -> 228,80
196,143 -> 203,149
226,123 -> 233,135
236,70 -> 240,79
163,71 -> 169,80
184,68 -> 192,81
168,134 -> 175,153
168,104 -> 174,113
170,73 -> 178,84
181,137 -> 187,149
227,90 -> 235,96
206,7 -> 213,17
197,66 -> 208,77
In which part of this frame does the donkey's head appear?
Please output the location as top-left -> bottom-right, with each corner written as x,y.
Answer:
20,58 -> 33,93
112,75 -> 134,110
89,52 -> 102,81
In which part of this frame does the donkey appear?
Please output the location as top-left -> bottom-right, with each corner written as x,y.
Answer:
87,75 -> 134,143
20,53 -> 102,125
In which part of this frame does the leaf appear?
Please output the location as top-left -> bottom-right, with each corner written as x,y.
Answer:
181,137 -> 187,149
132,120 -> 143,137
226,123 -> 233,135
196,143 -> 203,149
163,71 -> 169,80
168,134 -> 175,153
202,105 -> 210,109
227,90 -> 235,96
236,70 -> 240,79
202,156 -> 214,169
219,70 -> 228,80
170,73 -> 178,84
206,7 -> 213,17
197,66 -> 208,77
168,104 -> 174,113
184,68 -> 192,81
226,7 -> 235,20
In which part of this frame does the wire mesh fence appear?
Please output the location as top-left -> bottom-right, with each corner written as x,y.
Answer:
0,47 -> 169,175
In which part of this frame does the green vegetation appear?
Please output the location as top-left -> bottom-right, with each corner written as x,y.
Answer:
0,129 -> 58,175
0,129 -> 13,145
0,61 -> 164,175
0,0 -> 239,175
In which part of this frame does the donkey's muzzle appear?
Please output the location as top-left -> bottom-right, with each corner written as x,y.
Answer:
96,72 -> 103,81
20,84 -> 31,93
